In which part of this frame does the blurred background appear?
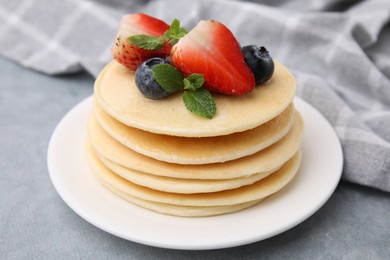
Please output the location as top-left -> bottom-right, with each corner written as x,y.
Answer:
0,0 -> 389,258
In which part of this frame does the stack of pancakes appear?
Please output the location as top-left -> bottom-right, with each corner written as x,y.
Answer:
86,60 -> 303,217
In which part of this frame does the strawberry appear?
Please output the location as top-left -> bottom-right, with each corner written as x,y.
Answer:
171,20 -> 255,95
112,13 -> 171,71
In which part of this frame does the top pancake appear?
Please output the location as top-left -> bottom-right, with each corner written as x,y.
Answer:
94,60 -> 296,137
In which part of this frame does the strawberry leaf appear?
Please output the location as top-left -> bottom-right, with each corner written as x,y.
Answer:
128,35 -> 164,50
183,88 -> 216,119
183,74 -> 204,91
152,64 -> 184,92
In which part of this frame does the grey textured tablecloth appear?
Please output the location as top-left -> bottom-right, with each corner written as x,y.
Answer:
0,0 -> 390,258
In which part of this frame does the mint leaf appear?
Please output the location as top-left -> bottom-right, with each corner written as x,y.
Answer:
169,19 -> 180,35
166,18 -> 188,45
152,64 -> 184,92
128,35 -> 164,50
183,89 -> 216,119
128,19 -> 187,52
183,74 -> 205,90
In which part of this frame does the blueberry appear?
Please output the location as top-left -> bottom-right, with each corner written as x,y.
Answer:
242,45 -> 274,85
135,57 -> 172,100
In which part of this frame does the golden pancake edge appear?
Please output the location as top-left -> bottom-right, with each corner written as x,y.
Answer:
86,141 -> 302,207
93,100 -> 295,164
87,111 -> 304,179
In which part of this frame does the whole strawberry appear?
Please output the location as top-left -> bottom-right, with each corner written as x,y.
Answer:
171,20 -> 255,95
111,13 -> 171,71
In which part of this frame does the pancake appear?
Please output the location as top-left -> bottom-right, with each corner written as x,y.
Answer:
94,60 -> 296,137
105,183 -> 263,217
102,181 -> 263,217
87,111 -> 304,179
94,145 -> 279,194
86,143 -> 302,207
93,100 -> 295,164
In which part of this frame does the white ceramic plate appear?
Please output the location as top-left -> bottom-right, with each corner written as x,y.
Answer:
47,96 -> 343,250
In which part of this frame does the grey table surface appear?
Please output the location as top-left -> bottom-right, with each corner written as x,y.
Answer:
0,56 -> 389,259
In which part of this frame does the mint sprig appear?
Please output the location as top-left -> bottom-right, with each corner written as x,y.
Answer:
127,35 -> 164,50
152,64 -> 184,92
183,88 -> 216,119
152,64 -> 216,119
183,74 -> 204,90
128,18 -> 187,50
164,19 -> 188,45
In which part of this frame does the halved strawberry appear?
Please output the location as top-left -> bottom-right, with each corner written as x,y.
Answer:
171,20 -> 255,95
112,13 -> 171,71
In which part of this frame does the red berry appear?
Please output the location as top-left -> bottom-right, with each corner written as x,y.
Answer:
111,13 -> 171,71
171,20 -> 255,95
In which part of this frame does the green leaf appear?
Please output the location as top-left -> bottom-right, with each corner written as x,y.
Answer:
128,35 -> 164,50
183,74 -> 205,90
183,89 -> 216,119
163,30 -> 171,41
166,18 -> 188,45
177,26 -> 188,36
128,19 -> 187,52
152,64 -> 184,92
169,19 -> 180,35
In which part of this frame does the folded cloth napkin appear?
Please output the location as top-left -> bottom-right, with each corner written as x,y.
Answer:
0,0 -> 389,192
